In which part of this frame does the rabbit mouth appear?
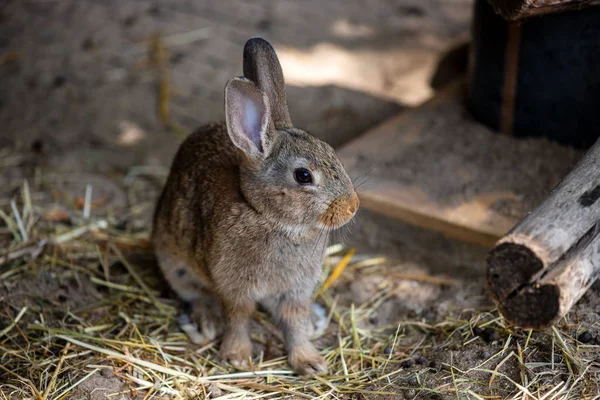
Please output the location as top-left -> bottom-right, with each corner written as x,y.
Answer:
318,193 -> 359,229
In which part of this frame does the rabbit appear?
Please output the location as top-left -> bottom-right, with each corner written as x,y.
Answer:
151,37 -> 359,376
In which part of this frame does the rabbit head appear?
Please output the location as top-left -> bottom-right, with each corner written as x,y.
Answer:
224,38 -> 359,234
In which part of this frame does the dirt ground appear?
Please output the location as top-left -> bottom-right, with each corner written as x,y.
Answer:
0,0 -> 471,170
1,0 -> 600,399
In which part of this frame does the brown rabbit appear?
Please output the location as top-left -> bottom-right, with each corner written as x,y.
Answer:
152,37 -> 359,375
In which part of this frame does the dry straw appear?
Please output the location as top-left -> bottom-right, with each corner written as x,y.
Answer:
0,178 -> 599,399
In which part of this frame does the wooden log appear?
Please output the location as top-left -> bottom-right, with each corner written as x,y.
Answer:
488,0 -> 600,20
487,138 -> 600,329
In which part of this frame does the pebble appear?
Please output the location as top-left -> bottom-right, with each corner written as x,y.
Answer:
256,19 -> 271,32
81,37 -> 95,51
397,5 -> 425,17
383,346 -> 394,355
31,139 -> 43,154
53,75 -> 66,88
101,368 -> 114,378
482,327 -> 500,343
209,383 -> 222,398
414,355 -> 427,365
577,331 -> 594,344
114,220 -> 129,231
123,15 -> 137,27
147,5 -> 163,16
170,52 -> 185,65
401,359 -> 414,369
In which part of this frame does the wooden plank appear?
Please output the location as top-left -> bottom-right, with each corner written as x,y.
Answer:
488,0 -> 600,21
338,80 -> 582,247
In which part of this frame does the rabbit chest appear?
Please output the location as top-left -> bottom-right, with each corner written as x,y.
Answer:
209,211 -> 328,301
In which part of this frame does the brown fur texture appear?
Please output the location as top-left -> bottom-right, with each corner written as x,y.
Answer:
152,38 -> 358,375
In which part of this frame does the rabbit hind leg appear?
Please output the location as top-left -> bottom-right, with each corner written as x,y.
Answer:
156,249 -> 223,344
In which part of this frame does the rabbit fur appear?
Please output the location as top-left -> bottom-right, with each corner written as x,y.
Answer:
152,37 -> 359,375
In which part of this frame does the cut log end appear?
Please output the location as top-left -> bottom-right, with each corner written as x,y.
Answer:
499,284 -> 560,329
487,244 -> 563,329
487,243 -> 544,301
487,138 -> 600,329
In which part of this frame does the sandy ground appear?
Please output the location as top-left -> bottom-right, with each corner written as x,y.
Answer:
2,0 -> 599,399
0,0 -> 471,171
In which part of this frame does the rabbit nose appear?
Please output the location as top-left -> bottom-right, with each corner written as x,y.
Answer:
348,193 -> 359,214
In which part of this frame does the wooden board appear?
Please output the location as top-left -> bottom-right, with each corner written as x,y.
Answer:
338,81 -> 582,247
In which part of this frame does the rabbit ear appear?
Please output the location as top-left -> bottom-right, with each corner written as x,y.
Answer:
225,77 -> 274,160
243,37 -> 293,130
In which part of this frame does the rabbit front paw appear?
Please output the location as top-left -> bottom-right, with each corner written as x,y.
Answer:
289,343 -> 327,376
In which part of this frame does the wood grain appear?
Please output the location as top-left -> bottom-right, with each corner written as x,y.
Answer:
337,80 -> 580,247
487,138 -> 600,328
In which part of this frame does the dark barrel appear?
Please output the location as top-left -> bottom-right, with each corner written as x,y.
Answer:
467,0 -> 600,149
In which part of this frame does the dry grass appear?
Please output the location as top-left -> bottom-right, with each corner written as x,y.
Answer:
1,176 -> 599,400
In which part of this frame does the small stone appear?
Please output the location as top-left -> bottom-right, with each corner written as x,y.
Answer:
81,37 -> 95,51
405,389 -> 416,399
110,261 -> 127,273
422,310 -> 436,321
147,5 -> 162,16
114,220 -> 128,231
577,331 -> 594,344
101,368 -> 114,378
31,139 -> 43,154
482,327 -> 499,343
414,355 -> 427,365
397,5 -> 425,17
208,383 -> 222,398
383,346 -> 394,355
473,326 -> 484,336
401,359 -> 414,369
170,52 -> 185,65
256,19 -> 271,31
123,15 -> 137,27
53,75 -> 66,88
479,349 -> 491,360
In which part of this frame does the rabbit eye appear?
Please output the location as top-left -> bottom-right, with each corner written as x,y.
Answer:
294,168 -> 313,185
